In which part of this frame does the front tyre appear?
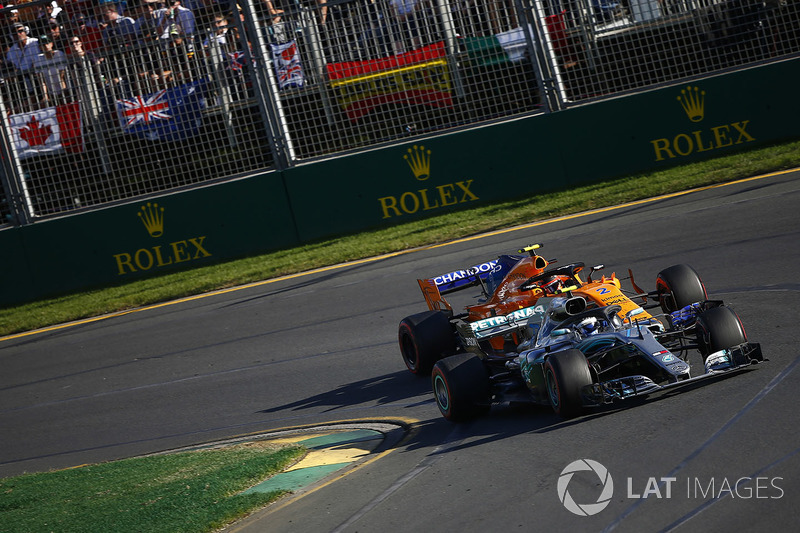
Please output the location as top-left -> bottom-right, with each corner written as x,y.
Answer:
398,310 -> 457,375
695,305 -> 747,356
656,264 -> 708,313
544,349 -> 592,418
431,354 -> 490,422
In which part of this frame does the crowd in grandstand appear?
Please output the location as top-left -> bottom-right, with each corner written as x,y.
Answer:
0,0 -> 256,112
0,0 -> 536,122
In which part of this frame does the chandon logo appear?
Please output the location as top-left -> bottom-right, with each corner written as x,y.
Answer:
557,459 -> 614,516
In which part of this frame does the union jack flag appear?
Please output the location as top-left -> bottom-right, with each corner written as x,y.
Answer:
271,41 -> 304,90
117,90 -> 171,128
229,51 -> 249,71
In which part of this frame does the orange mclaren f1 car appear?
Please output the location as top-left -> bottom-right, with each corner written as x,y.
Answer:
398,244 -> 709,375
399,244 -> 583,374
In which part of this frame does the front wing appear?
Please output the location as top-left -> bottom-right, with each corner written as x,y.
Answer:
582,342 -> 765,405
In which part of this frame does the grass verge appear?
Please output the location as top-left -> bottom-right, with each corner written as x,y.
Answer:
1,139 -> 799,337
0,442 -> 305,533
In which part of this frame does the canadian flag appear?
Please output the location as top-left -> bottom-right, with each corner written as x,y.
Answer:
8,103 -> 83,159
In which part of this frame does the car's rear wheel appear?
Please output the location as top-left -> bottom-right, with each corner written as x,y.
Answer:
398,310 -> 457,375
544,349 -> 592,418
656,264 -> 708,313
695,305 -> 747,357
431,354 -> 491,422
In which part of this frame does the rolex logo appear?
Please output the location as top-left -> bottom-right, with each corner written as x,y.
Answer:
404,145 -> 431,181
677,86 -> 705,123
138,202 -> 165,237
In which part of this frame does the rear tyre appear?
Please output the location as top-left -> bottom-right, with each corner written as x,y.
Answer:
431,354 -> 491,422
544,349 -> 592,418
398,311 -> 457,375
695,305 -> 747,357
656,264 -> 708,313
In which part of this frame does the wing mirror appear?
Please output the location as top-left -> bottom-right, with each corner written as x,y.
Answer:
588,264 -> 605,282
625,307 -> 645,322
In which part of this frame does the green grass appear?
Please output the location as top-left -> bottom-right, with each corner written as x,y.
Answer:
0,442 -> 305,533
1,139 -> 799,338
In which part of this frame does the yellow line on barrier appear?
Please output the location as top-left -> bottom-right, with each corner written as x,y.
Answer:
2,168 -> 795,343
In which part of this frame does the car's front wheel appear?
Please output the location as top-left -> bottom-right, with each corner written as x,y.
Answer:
695,305 -> 747,357
656,264 -> 708,313
544,349 -> 592,418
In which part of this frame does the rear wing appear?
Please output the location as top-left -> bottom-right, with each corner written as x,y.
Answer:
418,255 -> 524,312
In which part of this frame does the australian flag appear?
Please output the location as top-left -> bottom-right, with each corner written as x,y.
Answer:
116,80 -> 207,142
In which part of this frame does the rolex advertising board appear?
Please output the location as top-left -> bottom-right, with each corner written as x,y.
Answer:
0,173 -> 297,306
556,60 -> 799,183
285,59 -> 799,242
284,113 -> 564,241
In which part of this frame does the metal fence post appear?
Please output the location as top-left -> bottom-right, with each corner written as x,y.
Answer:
239,0 -> 298,168
0,88 -> 35,225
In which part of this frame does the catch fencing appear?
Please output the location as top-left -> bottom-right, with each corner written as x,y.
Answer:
1,0 -> 798,225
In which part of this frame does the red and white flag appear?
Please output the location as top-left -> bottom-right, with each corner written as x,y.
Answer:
8,103 -> 83,159
270,41 -> 304,90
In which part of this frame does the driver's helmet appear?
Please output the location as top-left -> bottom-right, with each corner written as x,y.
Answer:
576,316 -> 599,336
542,277 -> 563,295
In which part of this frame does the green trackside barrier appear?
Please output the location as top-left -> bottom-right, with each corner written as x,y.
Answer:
556,59 -> 800,184
0,228 -> 35,302
0,58 -> 797,306
283,111 -> 565,241
0,172 -> 298,306
285,58 -> 800,242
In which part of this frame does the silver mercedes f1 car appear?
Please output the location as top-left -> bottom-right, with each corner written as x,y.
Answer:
431,264 -> 765,421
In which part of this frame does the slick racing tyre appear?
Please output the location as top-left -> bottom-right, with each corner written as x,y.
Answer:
398,310 -> 457,375
656,264 -> 708,313
544,349 -> 592,418
431,354 -> 491,422
695,305 -> 747,356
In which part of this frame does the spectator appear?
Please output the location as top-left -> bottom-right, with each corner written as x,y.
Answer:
202,12 -> 228,49
131,0 -> 159,42
33,33 -> 68,103
389,0 -> 421,53
71,12 -> 102,52
257,0 -> 291,42
159,29 -> 197,84
47,19 -> 71,51
6,22 -> 39,73
68,33 -> 100,65
257,0 -> 283,25
101,3 -> 136,48
67,33 -> 104,88
59,0 -> 94,23
32,1 -> 66,38
3,5 -> 22,33
179,0 -> 211,29
127,0 -> 162,88
155,0 -> 195,41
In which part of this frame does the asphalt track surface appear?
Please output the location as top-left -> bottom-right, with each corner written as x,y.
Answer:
2,169 -> 799,532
